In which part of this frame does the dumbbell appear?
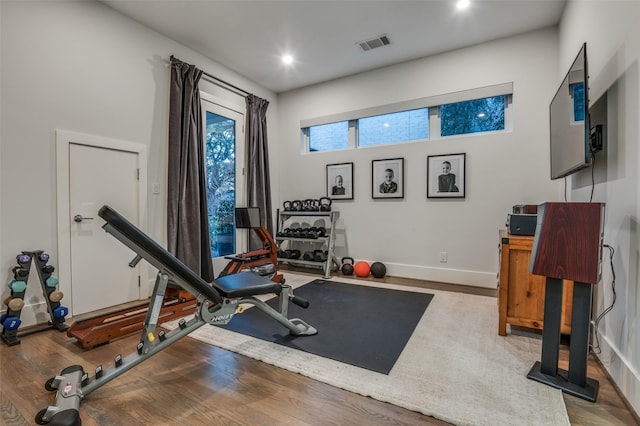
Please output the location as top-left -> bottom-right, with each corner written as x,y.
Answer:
16,253 -> 31,265
4,297 -> 25,312
306,227 -> 319,239
283,201 -> 292,211
278,249 -> 289,259
298,228 -> 311,238
303,251 -> 315,261
53,306 -> 69,319
38,252 -> 50,263
49,290 -> 64,303
313,250 -> 328,262
42,264 -> 55,274
7,279 -> 27,293
46,276 -> 59,288
1,315 -> 21,331
286,249 -> 301,259
11,266 -> 29,280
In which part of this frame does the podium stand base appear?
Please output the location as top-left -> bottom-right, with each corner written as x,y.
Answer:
527,361 -> 599,402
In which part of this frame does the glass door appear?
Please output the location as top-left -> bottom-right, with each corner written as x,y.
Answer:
202,96 -> 245,271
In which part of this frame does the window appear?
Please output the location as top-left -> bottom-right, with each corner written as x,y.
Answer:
301,83 -> 512,152
202,95 -> 245,262
204,111 -> 236,258
358,108 -> 428,147
440,96 -> 505,137
309,121 -> 349,152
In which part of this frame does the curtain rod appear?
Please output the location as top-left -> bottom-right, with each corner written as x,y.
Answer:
170,55 -> 251,97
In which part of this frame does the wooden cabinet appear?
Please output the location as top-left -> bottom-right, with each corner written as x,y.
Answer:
498,230 -> 573,336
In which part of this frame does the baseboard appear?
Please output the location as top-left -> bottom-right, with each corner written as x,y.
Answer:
383,262 -> 498,289
279,261 -> 498,289
595,332 -> 640,420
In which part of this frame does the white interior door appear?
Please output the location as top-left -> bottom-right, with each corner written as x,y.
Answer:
68,143 -> 141,315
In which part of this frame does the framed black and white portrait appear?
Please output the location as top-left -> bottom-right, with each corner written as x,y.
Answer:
372,158 -> 404,199
427,153 -> 466,199
326,162 -> 354,200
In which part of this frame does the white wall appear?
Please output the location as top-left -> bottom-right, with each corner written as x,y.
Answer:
560,0 -> 640,414
277,28 -> 562,287
0,0 -> 278,325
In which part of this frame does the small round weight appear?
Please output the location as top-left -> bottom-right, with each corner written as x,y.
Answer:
49,290 -> 64,303
8,297 -> 25,312
370,262 -> 387,279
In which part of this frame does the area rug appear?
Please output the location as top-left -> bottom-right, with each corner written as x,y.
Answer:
217,279 -> 433,374
165,273 -> 570,426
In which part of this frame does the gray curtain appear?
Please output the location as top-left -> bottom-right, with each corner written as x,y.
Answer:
246,94 -> 273,250
167,57 -> 214,282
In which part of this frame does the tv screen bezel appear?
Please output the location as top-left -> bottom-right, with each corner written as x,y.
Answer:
549,42 -> 591,180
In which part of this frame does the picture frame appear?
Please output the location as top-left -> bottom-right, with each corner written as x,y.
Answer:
427,153 -> 466,198
372,158 -> 404,199
326,162 -> 354,200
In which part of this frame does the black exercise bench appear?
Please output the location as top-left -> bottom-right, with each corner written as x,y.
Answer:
35,205 -> 316,425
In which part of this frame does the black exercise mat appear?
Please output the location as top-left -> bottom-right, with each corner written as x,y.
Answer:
218,279 -> 434,374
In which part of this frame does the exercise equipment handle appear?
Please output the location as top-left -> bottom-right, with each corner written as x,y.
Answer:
129,255 -> 142,268
290,295 -> 310,309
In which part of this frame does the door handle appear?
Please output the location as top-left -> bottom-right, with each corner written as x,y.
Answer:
73,214 -> 94,223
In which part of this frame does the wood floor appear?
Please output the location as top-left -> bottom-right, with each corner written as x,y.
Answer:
1,274 -> 638,425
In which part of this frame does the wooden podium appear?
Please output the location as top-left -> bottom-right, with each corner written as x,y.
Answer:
527,202 -> 604,402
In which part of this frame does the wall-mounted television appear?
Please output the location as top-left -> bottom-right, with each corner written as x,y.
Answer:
549,43 -> 591,180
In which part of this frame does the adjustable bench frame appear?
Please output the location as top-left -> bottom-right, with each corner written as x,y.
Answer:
35,205 -> 316,425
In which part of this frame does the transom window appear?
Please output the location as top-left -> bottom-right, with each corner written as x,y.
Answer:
309,121 -> 349,152
358,108 -> 429,147
440,96 -> 505,137
301,83 -> 512,153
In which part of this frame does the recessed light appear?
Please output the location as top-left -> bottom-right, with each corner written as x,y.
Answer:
456,0 -> 470,10
282,54 -> 294,65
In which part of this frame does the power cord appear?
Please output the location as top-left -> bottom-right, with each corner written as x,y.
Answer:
591,244 -> 616,354
589,151 -> 596,202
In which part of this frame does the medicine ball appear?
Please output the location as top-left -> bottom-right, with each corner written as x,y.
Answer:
354,261 -> 370,278
370,262 -> 387,279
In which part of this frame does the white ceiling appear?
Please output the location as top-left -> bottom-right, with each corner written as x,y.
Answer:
101,0 -> 566,93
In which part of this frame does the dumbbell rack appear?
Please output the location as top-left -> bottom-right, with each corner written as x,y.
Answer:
275,209 -> 340,279
2,250 -> 69,346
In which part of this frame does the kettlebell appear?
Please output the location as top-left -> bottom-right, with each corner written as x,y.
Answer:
341,257 -> 355,275
319,196 -> 332,211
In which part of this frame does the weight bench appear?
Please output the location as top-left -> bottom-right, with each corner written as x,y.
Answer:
35,205 -> 316,425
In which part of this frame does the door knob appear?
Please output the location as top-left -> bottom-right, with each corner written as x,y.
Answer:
73,214 -> 94,223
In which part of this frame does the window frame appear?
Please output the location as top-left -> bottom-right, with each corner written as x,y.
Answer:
301,83 -> 513,153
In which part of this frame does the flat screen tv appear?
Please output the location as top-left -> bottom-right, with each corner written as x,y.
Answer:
549,43 -> 590,180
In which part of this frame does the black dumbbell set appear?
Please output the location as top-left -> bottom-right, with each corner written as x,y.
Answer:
276,226 -> 327,239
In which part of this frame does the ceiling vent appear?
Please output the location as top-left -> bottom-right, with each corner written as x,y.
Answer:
357,34 -> 391,52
